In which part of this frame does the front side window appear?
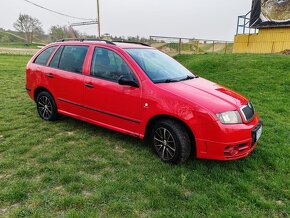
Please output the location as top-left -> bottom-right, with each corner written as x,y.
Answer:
91,47 -> 134,82
126,48 -> 196,83
34,46 -> 57,66
58,46 -> 88,73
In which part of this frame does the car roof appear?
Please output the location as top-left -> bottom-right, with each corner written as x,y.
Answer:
51,40 -> 153,50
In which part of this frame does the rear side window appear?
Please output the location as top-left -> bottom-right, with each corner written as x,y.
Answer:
49,46 -> 64,69
58,46 -> 88,73
34,46 -> 57,66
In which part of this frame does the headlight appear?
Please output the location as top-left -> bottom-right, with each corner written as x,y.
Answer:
216,111 -> 242,124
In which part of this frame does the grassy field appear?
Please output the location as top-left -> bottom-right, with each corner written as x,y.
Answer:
0,53 -> 289,217
0,43 -> 43,49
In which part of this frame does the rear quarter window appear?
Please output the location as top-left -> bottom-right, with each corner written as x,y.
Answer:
34,46 -> 57,66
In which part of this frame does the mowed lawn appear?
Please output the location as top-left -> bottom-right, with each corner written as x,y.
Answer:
0,53 -> 289,217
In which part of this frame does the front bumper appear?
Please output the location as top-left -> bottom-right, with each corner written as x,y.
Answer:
194,116 -> 262,160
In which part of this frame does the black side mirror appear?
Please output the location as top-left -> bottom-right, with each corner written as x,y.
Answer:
118,75 -> 139,88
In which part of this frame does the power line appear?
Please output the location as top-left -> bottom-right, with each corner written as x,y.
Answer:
23,0 -> 95,21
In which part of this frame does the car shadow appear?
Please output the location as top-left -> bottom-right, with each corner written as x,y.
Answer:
57,115 -> 146,147
56,115 -> 258,170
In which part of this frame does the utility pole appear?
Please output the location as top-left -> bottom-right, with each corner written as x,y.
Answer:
97,0 -> 101,38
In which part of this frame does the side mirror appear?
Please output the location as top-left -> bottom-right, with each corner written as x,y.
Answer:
118,75 -> 139,88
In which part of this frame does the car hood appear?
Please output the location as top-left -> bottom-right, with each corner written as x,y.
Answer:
156,77 -> 248,114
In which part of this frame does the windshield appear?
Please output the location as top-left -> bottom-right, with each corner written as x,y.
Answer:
125,48 -> 197,83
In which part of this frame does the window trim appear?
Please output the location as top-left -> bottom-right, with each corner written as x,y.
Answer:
33,46 -> 57,66
90,46 -> 139,85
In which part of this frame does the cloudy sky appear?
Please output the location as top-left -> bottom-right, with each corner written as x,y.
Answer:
1,0 -> 252,41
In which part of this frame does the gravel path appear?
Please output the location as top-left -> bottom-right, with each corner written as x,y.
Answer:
0,47 -> 39,55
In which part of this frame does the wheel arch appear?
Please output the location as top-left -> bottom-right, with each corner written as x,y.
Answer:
144,114 -> 196,153
34,87 -> 54,101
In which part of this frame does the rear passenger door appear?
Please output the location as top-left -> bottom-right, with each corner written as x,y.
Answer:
47,45 -> 89,116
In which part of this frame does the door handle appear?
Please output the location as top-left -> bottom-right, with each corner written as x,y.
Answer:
84,83 -> 94,88
45,73 -> 54,78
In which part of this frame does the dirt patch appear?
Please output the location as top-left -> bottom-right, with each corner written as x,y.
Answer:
0,203 -> 20,215
114,145 -> 126,154
280,49 -> 290,55
82,190 -> 92,197
0,173 -> 12,179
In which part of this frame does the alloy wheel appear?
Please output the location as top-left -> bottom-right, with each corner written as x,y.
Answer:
37,96 -> 53,120
153,127 -> 176,161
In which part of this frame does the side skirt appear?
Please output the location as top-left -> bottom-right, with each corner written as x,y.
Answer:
58,109 -> 140,138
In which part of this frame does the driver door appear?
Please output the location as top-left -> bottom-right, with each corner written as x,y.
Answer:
83,47 -> 141,135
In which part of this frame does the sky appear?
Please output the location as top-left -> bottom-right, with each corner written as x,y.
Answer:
0,0 -> 253,41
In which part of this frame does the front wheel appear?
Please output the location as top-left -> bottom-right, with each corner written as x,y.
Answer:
150,119 -> 191,164
36,91 -> 58,121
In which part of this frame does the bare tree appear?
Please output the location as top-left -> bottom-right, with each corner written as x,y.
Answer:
49,25 -> 66,41
13,14 -> 44,44
49,25 -> 79,41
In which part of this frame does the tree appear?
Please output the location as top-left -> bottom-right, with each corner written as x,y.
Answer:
49,25 -> 79,41
49,25 -> 66,41
13,14 -> 44,44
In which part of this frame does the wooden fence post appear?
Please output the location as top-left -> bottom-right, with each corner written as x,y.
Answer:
178,38 -> 182,54
271,41 -> 275,53
224,42 -> 228,54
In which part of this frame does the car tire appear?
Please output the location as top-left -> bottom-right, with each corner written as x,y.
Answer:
36,91 -> 58,121
150,119 -> 191,164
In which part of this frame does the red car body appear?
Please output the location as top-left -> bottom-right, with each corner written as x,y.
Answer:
26,40 -> 262,161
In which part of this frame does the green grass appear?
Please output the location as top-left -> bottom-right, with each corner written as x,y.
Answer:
0,53 -> 289,217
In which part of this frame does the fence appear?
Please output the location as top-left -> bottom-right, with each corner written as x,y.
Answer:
149,36 -> 233,56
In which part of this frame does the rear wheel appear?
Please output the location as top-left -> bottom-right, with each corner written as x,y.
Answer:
36,91 -> 58,121
150,119 -> 191,164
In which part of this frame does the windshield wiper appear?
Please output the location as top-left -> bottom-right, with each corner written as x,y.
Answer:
155,75 -> 198,84
155,78 -> 179,84
178,75 -> 197,81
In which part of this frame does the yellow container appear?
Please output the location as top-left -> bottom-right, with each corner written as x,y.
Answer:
233,28 -> 290,53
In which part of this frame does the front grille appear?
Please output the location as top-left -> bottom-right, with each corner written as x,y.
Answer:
240,102 -> 255,122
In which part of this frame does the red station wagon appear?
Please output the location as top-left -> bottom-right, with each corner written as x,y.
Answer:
26,39 -> 263,164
